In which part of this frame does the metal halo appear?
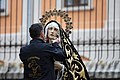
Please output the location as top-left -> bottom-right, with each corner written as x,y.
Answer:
39,8 -> 73,36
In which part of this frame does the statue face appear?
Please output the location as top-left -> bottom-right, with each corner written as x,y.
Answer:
47,26 -> 59,40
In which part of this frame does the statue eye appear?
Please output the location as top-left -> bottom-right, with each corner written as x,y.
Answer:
48,27 -> 53,30
54,28 -> 58,31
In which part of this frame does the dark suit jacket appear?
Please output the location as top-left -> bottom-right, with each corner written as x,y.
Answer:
19,38 -> 65,80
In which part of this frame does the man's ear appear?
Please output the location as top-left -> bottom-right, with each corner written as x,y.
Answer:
40,32 -> 44,39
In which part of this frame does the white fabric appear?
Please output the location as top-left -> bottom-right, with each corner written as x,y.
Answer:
56,64 -> 64,80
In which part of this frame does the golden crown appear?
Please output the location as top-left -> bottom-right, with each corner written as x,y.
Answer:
39,9 -> 73,36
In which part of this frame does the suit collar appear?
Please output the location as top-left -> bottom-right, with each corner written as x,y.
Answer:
30,38 -> 45,44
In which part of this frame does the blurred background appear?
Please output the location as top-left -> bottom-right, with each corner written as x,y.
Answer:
0,0 -> 120,79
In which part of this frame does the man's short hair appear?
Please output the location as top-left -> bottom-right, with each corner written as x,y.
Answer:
29,23 -> 43,38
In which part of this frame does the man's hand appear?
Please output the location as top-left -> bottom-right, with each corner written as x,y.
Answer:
54,61 -> 63,71
51,37 -> 60,43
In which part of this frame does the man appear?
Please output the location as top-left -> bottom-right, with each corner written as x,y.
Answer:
19,23 -> 65,80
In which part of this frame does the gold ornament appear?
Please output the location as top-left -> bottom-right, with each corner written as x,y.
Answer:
39,9 -> 73,36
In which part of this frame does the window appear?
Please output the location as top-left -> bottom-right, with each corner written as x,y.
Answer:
64,0 -> 88,7
0,0 -> 8,16
56,0 -> 93,11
